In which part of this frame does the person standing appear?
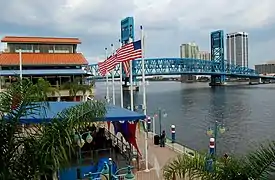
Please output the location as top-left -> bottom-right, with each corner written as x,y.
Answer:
160,130 -> 166,147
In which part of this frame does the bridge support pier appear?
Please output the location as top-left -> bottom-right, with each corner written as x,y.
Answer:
180,75 -> 196,83
122,77 -> 139,91
209,75 -> 226,86
249,78 -> 261,85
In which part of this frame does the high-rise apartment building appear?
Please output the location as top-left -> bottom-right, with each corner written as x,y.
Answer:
226,32 -> 248,67
179,42 -> 200,82
198,51 -> 211,60
180,42 -> 199,59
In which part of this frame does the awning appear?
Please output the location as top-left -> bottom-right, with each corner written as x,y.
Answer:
16,101 -> 146,124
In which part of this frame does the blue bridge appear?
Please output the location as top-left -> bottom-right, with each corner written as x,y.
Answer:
88,19 -> 275,86
88,57 -> 275,80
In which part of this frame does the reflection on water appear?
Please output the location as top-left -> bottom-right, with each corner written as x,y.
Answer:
95,81 -> 275,155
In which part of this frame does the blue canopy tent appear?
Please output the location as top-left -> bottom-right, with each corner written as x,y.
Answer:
16,101 -> 146,124
11,101 -> 145,180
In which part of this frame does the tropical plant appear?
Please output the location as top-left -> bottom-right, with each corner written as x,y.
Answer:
0,78 -> 106,180
61,77 -> 94,101
61,77 -> 82,101
78,83 -> 94,101
35,78 -> 60,100
163,143 -> 275,180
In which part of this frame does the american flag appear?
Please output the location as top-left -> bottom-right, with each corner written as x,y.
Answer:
116,40 -> 142,76
122,61 -> 130,77
98,61 -> 106,76
105,54 -> 118,72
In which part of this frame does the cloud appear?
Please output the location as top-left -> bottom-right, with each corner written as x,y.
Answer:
1,0 -> 275,66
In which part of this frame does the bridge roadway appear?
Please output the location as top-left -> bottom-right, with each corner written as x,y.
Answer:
89,58 -> 275,80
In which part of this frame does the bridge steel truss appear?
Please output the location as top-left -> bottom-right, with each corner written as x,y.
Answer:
89,58 -> 261,79
210,30 -> 226,85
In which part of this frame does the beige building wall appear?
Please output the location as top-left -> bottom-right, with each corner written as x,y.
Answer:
180,42 -> 199,59
198,51 -> 211,60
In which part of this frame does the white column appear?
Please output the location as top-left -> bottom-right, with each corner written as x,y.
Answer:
111,44 -> 115,105
120,62 -> 123,108
119,40 -> 124,108
19,49 -> 22,80
130,60 -> 134,111
105,48 -> 109,103
140,25 -> 149,172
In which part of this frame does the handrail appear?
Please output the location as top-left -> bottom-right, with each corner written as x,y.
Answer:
105,130 -> 137,164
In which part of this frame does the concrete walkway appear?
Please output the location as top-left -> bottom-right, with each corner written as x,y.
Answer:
135,132 -> 181,180
105,125 -> 196,179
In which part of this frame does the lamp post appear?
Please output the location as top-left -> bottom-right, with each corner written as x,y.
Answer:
206,121 -> 226,157
84,158 -> 135,180
157,108 -> 167,136
74,131 -> 94,177
146,116 -> 151,132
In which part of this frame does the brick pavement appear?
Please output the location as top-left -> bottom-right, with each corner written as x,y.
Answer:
135,132 -> 180,180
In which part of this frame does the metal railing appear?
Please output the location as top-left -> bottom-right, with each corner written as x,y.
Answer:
105,130 -> 138,165
83,166 -> 135,180
147,132 -> 197,157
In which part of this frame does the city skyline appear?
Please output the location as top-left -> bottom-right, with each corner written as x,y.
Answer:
180,42 -> 211,60
0,0 -> 275,68
226,32 -> 249,67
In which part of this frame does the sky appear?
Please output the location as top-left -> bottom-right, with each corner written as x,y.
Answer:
1,0 -> 275,68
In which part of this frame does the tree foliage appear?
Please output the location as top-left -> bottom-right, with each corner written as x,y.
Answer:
0,78 -> 106,180
61,77 -> 93,101
163,142 -> 275,180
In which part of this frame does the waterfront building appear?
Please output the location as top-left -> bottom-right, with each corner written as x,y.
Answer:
0,36 -> 91,101
179,42 -> 199,82
226,32 -> 248,67
198,51 -> 211,60
255,61 -> 275,75
180,42 -> 199,59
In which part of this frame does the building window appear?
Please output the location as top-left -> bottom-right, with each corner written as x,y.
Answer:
54,45 -> 72,53
8,43 -> 33,53
33,44 -> 40,53
39,44 -> 54,53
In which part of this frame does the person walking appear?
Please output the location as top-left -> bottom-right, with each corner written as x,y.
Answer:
160,130 -> 166,147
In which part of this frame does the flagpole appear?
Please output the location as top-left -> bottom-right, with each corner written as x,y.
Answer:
141,25 -> 149,172
111,44 -> 116,105
105,47 -> 110,103
129,38 -> 134,111
119,39 -> 124,108
19,49 -> 23,81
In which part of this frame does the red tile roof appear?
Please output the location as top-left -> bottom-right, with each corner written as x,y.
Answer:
1,36 -> 81,44
0,53 -> 88,66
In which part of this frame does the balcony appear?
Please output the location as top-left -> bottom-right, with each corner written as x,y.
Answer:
0,78 -> 95,102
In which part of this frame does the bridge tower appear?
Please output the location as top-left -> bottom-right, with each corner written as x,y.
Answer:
120,17 -> 139,91
209,30 -> 226,86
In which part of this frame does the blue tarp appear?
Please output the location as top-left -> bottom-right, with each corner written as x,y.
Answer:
58,158 -> 118,180
17,101 -> 146,124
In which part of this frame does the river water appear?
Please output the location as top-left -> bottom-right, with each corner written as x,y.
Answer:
94,81 -> 275,156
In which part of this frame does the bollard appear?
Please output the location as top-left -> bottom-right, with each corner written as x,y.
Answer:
147,116 -> 151,132
171,125 -> 176,143
209,137 -> 215,156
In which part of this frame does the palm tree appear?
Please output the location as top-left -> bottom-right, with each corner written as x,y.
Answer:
0,78 -> 106,180
62,77 -> 94,101
61,78 -> 82,101
163,143 -> 275,180
78,83 -> 94,101
35,78 -> 60,100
